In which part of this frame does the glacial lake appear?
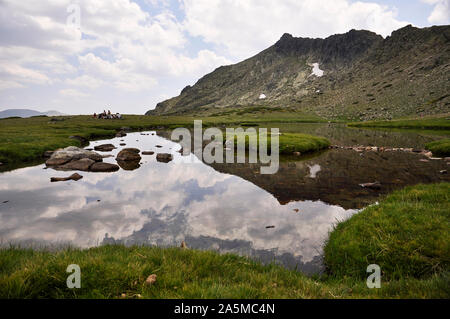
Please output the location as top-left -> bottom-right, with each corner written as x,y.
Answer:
0,124 -> 449,274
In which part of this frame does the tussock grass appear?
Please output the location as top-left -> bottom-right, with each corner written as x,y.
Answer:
232,131 -> 330,155
324,183 -> 450,281
426,139 -> 450,157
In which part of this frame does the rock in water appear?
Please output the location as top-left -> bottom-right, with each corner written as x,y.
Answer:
51,173 -> 83,182
57,158 -> 95,171
116,148 -> 141,161
94,144 -> 116,152
45,146 -> 103,167
90,162 -> 120,172
156,153 -> 173,163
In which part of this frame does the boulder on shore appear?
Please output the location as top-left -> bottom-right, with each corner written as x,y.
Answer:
94,144 -> 116,152
50,173 -> 83,182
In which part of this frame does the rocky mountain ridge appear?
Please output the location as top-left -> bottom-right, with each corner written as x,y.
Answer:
147,25 -> 450,120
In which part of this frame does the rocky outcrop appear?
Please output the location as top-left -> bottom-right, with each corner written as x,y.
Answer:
147,25 -> 450,120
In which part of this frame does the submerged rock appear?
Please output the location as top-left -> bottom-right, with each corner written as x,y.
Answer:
94,144 -> 116,152
90,162 -> 120,172
156,153 -> 173,163
50,173 -> 83,182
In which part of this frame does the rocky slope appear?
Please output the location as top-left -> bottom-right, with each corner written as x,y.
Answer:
147,25 -> 450,120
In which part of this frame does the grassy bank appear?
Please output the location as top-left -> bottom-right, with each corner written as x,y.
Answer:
1,183 -> 448,299
347,115 -> 450,130
0,245 -> 448,299
324,183 -> 450,281
0,114 -> 329,167
426,139 -> 450,157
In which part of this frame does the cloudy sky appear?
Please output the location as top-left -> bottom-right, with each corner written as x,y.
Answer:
0,0 -> 449,115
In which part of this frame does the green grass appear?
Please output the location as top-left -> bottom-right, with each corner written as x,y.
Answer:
0,114 -> 329,167
324,183 -> 450,281
347,115 -> 450,130
232,131 -> 330,155
426,139 -> 450,157
0,245 -> 448,299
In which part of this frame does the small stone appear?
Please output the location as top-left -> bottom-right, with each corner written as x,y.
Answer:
120,143 -> 126,146
94,144 -> 116,152
142,151 -> 155,155
155,145 -> 163,148
156,153 -> 173,163
265,225 -> 275,229
359,181 -> 381,190
2,201 -> 9,204
293,209 -> 299,213
145,274 -> 157,286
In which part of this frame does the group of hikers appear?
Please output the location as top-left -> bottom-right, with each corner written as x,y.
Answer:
93,110 -> 122,119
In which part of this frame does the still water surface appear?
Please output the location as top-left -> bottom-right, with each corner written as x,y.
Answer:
0,124 -> 448,273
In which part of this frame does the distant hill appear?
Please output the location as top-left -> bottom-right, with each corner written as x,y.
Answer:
147,25 -> 450,121
0,109 -> 66,119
